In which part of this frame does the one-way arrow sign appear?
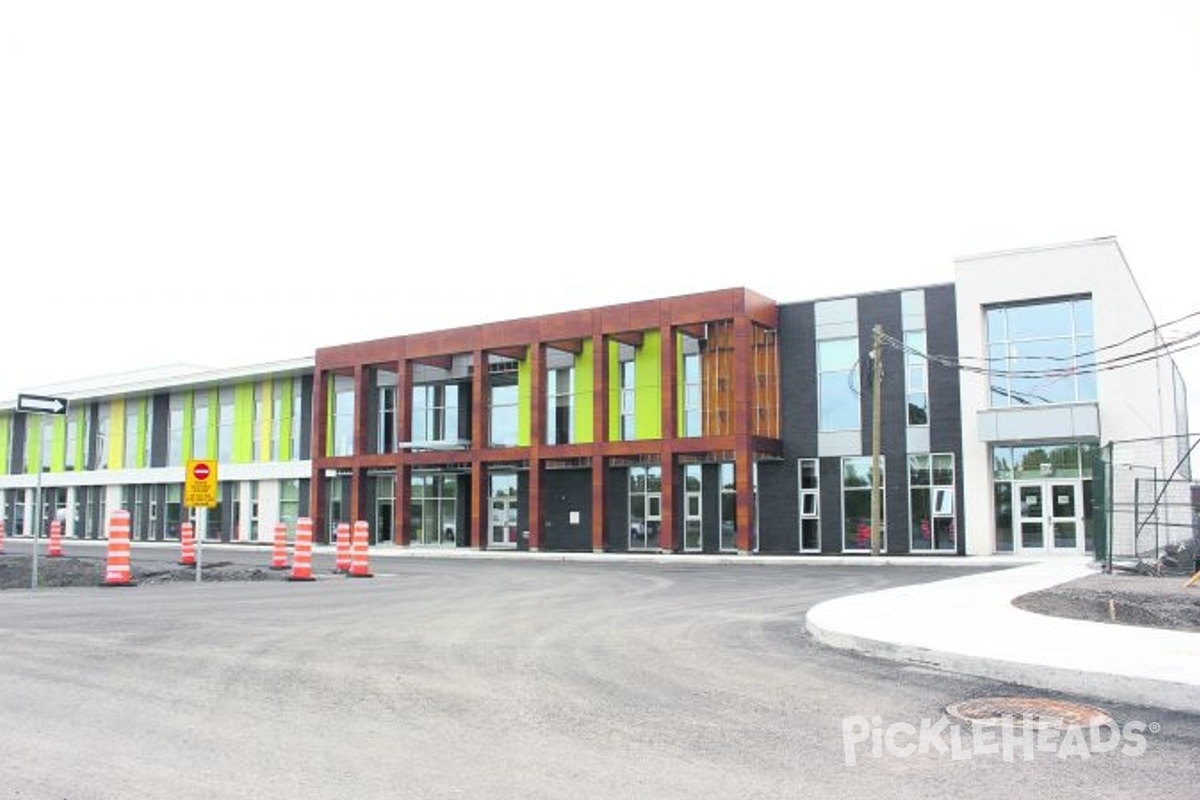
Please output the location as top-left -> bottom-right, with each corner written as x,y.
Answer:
17,393 -> 69,415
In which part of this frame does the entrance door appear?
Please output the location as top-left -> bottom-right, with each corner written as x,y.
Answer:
1016,481 -> 1083,554
490,498 -> 518,548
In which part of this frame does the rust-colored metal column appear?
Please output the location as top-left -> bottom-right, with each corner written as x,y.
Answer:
658,322 -> 677,552
471,348 -> 487,549
349,365 -> 368,524
732,315 -> 755,553
528,342 -> 544,551
591,332 -> 608,552
399,359 -> 413,545
310,369 -> 329,542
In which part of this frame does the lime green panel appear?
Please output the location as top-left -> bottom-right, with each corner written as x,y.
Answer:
574,338 -> 594,444
259,379 -> 273,462
279,377 -> 294,462
135,399 -> 148,469
50,415 -> 67,472
109,398 -> 126,470
634,329 -> 662,440
517,351 -> 531,447
0,414 -> 10,475
234,383 -> 255,463
73,407 -> 86,471
182,393 -> 195,462
26,416 -> 41,473
608,340 -> 620,442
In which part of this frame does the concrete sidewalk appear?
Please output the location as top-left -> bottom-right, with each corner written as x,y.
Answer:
806,559 -> 1200,714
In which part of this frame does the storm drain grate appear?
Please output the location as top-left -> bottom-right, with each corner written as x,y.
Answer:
945,697 -> 1113,730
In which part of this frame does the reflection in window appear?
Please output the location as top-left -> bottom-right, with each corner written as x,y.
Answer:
819,338 -> 860,431
905,330 -> 928,426
799,458 -> 820,552
628,465 -> 662,550
546,367 -> 574,445
986,297 -> 1095,407
842,456 -> 884,550
411,473 -> 458,545
909,453 -> 955,551
413,384 -> 461,445
720,462 -> 737,552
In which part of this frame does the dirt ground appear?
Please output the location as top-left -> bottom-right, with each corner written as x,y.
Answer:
1013,570 -> 1200,632
0,553 -> 288,589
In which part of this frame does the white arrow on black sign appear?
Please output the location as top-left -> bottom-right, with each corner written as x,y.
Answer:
16,393 -> 69,415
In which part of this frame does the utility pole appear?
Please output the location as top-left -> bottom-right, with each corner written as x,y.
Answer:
870,324 -> 884,557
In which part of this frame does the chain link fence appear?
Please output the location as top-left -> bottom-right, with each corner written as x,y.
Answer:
1094,434 -> 1198,571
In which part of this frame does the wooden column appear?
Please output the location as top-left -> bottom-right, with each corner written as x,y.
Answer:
310,369 -> 329,542
349,365 -> 368,525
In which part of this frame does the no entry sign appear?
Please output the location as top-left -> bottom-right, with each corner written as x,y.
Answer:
185,459 -> 218,508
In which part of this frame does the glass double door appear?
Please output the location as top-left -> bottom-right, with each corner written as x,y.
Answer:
1016,481 -> 1083,554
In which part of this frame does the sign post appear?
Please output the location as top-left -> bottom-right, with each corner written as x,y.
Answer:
185,459 -> 218,583
16,394 -> 69,591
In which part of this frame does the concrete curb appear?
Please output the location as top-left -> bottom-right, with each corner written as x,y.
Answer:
806,561 -> 1200,715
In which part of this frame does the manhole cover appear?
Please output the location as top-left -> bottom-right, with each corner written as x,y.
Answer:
946,697 -> 1112,730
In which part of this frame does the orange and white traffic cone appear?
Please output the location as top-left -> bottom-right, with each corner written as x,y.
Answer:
334,522 -> 351,573
0,519 -> 7,554
179,522 -> 196,566
102,510 -> 135,587
47,520 -> 64,557
288,517 -> 316,582
348,520 -> 374,578
269,522 -> 289,570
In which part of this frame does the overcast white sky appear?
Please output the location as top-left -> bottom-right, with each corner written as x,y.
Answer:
3,2 -> 1199,422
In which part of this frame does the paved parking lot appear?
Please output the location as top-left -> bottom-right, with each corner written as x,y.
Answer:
1,558 -> 1197,799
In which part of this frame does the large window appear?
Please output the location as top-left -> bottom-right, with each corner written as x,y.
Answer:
909,454 -> 955,551
628,465 -> 662,550
683,464 -> 702,552
279,479 -> 302,536
720,462 -> 737,552
271,382 -> 284,461
489,360 -> 519,447
217,387 -> 235,462
621,359 -> 639,441
819,338 -> 860,431
799,458 -> 820,552
192,392 -> 209,460
905,330 -> 929,426
330,375 -> 355,456
546,367 -> 574,445
411,473 -> 458,545
412,384 -> 461,444
681,354 -> 701,438
987,296 -> 1096,407
842,456 -> 885,551
124,401 -> 140,468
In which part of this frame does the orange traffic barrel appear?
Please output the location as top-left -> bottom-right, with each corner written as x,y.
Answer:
102,510 -> 136,587
288,517 -> 316,582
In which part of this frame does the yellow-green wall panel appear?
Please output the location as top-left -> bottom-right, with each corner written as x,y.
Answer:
207,389 -> 219,462
574,339 -> 594,444
259,379 -> 273,462
50,415 -> 67,472
73,407 -> 86,470
517,352 -> 532,447
109,398 -> 126,469
234,383 -> 255,463
634,329 -> 662,440
0,414 -> 10,475
135,399 -> 148,469
279,378 -> 294,461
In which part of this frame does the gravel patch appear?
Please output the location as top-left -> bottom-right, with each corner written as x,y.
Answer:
0,553 -> 288,589
1013,571 -> 1200,632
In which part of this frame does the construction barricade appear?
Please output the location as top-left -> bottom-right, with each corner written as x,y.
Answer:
179,522 -> 196,566
47,520 -> 64,558
288,517 -> 316,582
102,510 -> 135,587
270,522 -> 289,570
348,520 -> 374,578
